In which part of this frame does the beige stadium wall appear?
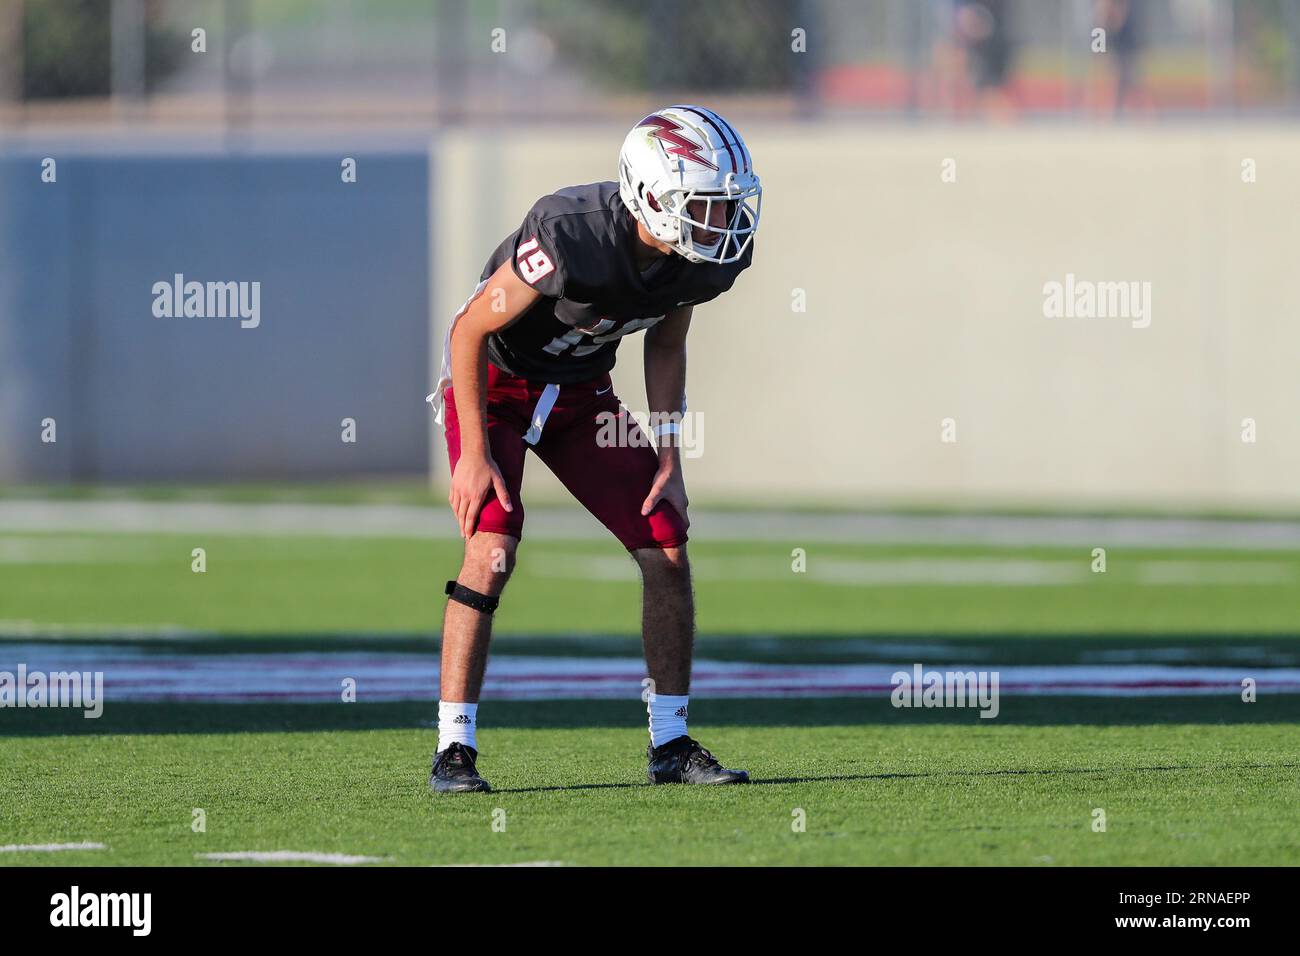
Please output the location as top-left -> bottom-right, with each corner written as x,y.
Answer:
430,124 -> 1300,511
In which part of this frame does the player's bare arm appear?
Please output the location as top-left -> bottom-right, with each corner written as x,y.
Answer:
446,260 -> 539,538
640,304 -> 692,523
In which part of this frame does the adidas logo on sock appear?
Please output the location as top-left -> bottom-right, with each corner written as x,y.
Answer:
452,715 -> 473,725
673,706 -> 688,718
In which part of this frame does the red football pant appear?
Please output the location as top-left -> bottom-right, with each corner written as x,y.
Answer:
443,364 -> 688,551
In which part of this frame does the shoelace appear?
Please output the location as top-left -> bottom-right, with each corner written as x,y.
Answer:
684,741 -> 719,769
439,744 -> 471,772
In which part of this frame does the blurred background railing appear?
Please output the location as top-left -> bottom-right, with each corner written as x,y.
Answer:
3,0 -> 1300,129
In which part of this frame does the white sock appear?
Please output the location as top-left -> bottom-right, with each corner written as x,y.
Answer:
436,700 -> 478,753
648,693 -> 689,748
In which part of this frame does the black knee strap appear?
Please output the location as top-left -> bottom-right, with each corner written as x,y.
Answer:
445,580 -> 499,614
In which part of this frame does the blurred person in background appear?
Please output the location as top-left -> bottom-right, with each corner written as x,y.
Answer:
1095,0 -> 1149,116
952,0 -> 1018,120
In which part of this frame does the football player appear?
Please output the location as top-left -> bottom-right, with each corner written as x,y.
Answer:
428,105 -> 760,792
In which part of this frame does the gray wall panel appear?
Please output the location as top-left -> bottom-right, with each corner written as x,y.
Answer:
0,149 -> 430,481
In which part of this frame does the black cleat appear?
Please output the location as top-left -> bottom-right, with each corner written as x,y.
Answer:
647,735 -> 750,785
429,742 -> 492,793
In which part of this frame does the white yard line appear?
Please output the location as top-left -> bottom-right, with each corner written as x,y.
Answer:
0,842 -> 107,853
0,536 -> 169,564
4,500 -> 1300,549
435,861 -> 566,867
528,554 -> 1086,586
1135,561 -> 1296,584
0,621 -> 204,639
196,851 -> 388,865
527,553 -> 1294,587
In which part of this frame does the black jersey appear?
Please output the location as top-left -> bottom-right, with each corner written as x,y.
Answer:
481,181 -> 753,384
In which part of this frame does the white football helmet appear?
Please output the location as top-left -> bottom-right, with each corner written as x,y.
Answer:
618,105 -> 761,265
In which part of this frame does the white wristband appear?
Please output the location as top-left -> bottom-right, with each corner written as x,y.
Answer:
653,422 -> 681,438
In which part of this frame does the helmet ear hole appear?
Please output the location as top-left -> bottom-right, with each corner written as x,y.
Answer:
645,191 -> 662,213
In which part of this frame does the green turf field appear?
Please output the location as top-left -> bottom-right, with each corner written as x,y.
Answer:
4,530 -> 1300,635
5,698 -> 1299,866
3,519 -> 1299,866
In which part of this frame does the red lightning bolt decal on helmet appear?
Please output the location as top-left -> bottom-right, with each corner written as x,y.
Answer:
636,114 -> 719,172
